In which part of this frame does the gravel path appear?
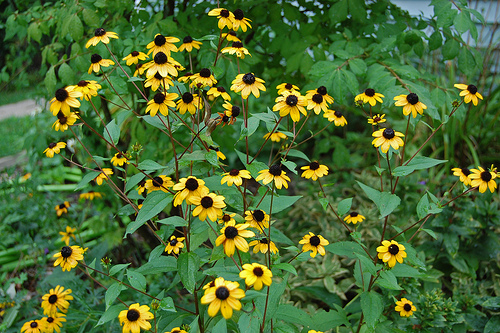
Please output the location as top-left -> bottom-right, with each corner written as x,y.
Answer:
0,99 -> 45,121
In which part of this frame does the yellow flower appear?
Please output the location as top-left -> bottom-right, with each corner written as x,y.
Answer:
255,164 -> 291,189
222,101 -> 240,124
244,209 -> 270,232
249,238 -> 278,254
146,33 -> 179,56
145,92 -> 178,117
144,73 -> 174,91
73,80 -> 101,101
215,220 -> 255,256
164,328 -> 188,333
44,142 -> 66,158
232,9 -> 252,32
454,83 -> 483,106
276,82 -> 299,95
165,235 -> 185,255
209,146 -> 226,160
54,201 -> 70,217
41,312 -> 66,333
343,212 -> 365,224
118,303 -> 154,333
190,68 -> 217,88
122,51 -> 148,66
231,73 -> 266,99
323,110 -> 347,126
376,240 -> 407,267
306,86 -> 334,104
53,246 -> 84,272
263,131 -> 287,142
218,212 -> 236,225
176,92 -> 203,115
305,89 -> 332,115
308,331 -> 324,333
41,285 -> 73,316
111,152 -> 129,166
85,28 -> 119,48
222,31 -> 240,42
300,162 -> 329,181
207,86 -> 231,101
190,192 -> 226,222
299,232 -> 329,257
200,277 -> 245,319
21,319 -> 46,333
59,226 -> 76,245
372,128 -> 404,153
221,41 -> 251,59
79,191 -> 103,200
395,298 -> 416,317
208,8 -> 235,30
144,52 -> 178,78
451,167 -> 472,186
469,166 -> 497,193
49,86 -> 82,116
367,114 -> 387,126
88,54 -> 115,74
52,111 -> 78,132
134,63 -> 146,77
273,90 -> 307,122
145,175 -> 174,193
394,93 -> 427,118
239,263 -> 272,290
172,176 -> 209,206
221,169 -> 251,186
355,88 -> 384,106
178,35 -> 202,52
94,168 -> 114,186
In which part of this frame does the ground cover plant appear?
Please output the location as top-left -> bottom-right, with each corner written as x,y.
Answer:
1,1 -> 500,333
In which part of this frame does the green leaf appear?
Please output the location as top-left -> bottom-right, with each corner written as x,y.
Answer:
109,263 -> 131,276
428,31 -> 443,50
104,119 -> 120,145
482,297 -> 500,309
27,22 -> 42,43
393,156 -> 447,176
136,256 -> 177,275
157,216 -> 188,227
319,197 -> 329,211
240,116 -> 260,139
177,252 -> 200,294
83,8 -> 100,27
355,253 -> 378,276
137,159 -> 167,172
311,308 -> 350,330
281,160 -> 297,175
159,297 -> 176,312
458,48 -> 476,76
272,263 -> 297,276
326,241 -> 366,258
356,181 -> 400,218
238,310 -> 261,332
337,198 -> 353,216
205,150 -> 218,167
58,62 -> 75,86
126,191 -> 172,236
485,316 -> 500,333
125,173 -> 146,193
257,195 -> 302,214
43,65 -> 55,93
74,171 -> 100,191
442,38 -> 459,60
329,0 -> 348,23
276,304 -> 313,327
360,291 -> 383,329
453,11 -> 471,34
421,228 -> 438,240
284,149 -> 310,162
349,58 -> 367,75
96,304 -> 123,326
105,283 -> 125,310
127,270 -> 147,292
69,14 -> 83,41
377,270 -> 402,290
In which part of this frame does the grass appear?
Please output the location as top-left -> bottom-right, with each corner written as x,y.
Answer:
0,115 -> 32,158
0,87 -> 39,106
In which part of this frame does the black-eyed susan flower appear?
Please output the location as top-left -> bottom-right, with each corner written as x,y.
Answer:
165,235 -> 185,255
372,128 -> 404,153
146,33 -> 179,56
79,191 -> 103,200
172,176 -> 209,206
368,114 -> 386,126
222,101 -> 240,124
355,88 -> 384,106
273,90 -> 307,122
202,280 -> 216,292
73,80 -> 101,101
49,86 -> 82,116
41,286 -> 73,315
245,209 -> 270,232
200,277 -> 245,319
263,131 -> 287,142
53,245 -> 84,272
94,168 -> 114,186
377,240 -> 407,268
394,93 -> 427,118
469,166 -> 497,193
215,220 -> 255,256
454,84 -> 483,106
144,72 -> 173,91
88,54 -> 115,74
165,328 -> 188,333
344,212 -> 365,224
52,111 -> 78,132
308,330 -> 324,333
59,226 -> 76,246
208,86 -> 231,101
41,312 -> 66,333
145,175 -> 174,193
299,232 -> 329,258
239,263 -> 272,290
216,112 -> 231,127
190,68 -> 217,88
145,92 -> 178,117
221,169 -> 251,186
255,164 -> 291,189
55,201 -> 70,217
209,146 -> 226,160
85,28 -> 118,48
221,41 -> 251,59
306,86 -> 334,105
136,180 -> 146,195
301,162 -> 329,181
218,212 -> 236,225
123,51 -> 148,66
134,63 -> 146,77
179,35 -> 202,52
190,192 -> 226,222
249,238 -> 278,254
44,142 -> 66,158
222,31 -> 240,42
111,152 -> 129,166
231,73 -> 266,99
305,90 -> 331,115
176,92 -> 202,115
452,167 -> 472,186
137,199 -> 144,210
118,303 -> 154,333
21,319 -> 46,333
323,109 -> 347,126
276,82 -> 299,95
232,8 -> 252,32
395,298 -> 416,317
208,8 -> 235,30
145,52 -> 178,78
177,72 -> 194,83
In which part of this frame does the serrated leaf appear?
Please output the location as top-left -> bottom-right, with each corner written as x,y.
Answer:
69,15 -> 83,41
377,270 -> 402,290
178,252 -> 200,294
360,291 -> 383,329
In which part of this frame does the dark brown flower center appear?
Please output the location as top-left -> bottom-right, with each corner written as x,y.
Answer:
467,84 -> 477,94
59,203 -> 66,209
154,34 -> 166,46
30,322 -> 38,328
48,142 -> 57,148
222,115 -> 229,123
232,41 -> 243,48
220,9 -> 230,18
253,210 -> 265,222
285,83 -> 293,90
183,36 -> 193,43
154,52 -> 168,64
201,196 -> 214,208
153,73 -> 164,80
185,178 -> 199,191
480,171 -> 492,182
200,68 -> 211,78
131,51 -> 139,57
350,212 -> 359,217
94,28 -> 105,36
47,317 -> 54,323
231,106 -> 240,117
334,110 -> 343,118
182,92 -> 194,103
217,87 -> 226,92
78,80 -> 89,87
365,88 -> 375,97
61,246 -> 73,258
253,267 -> 264,276
55,88 -> 69,102
310,236 -> 320,246
388,244 -> 399,254
153,176 -> 163,186
259,238 -> 269,244
403,304 -> 412,311
242,73 -> 255,85
229,169 -> 240,176
153,93 -> 166,104
269,164 -> 282,176
222,214 -> 231,222
126,309 -> 140,321
406,93 -> 419,105
286,95 -> 298,106
374,116 -> 381,122
234,9 -> 244,20
317,86 -> 327,95
170,238 -> 178,246
312,94 -> 323,104
215,286 -> 230,300
383,128 -> 395,139
461,168 -> 471,176
48,294 -> 58,304
137,63 -> 143,69
116,153 -> 123,158
58,115 -> 68,125
224,226 -> 238,239
309,162 -> 320,170
91,54 -> 102,64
